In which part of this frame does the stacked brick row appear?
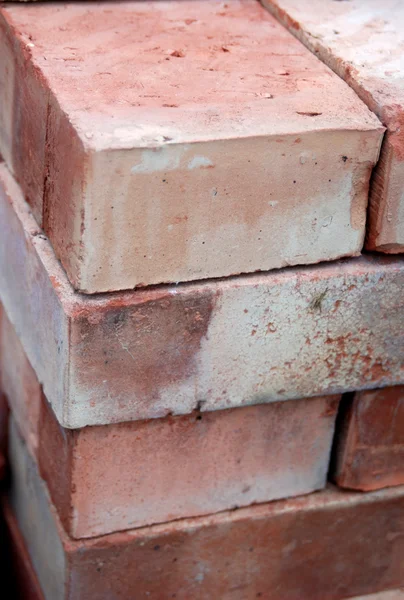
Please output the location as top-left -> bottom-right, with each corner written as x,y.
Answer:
260,0 -> 404,488
0,1 -> 402,598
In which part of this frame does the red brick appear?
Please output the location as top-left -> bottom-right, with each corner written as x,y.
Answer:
1,302 -> 339,537
262,0 -> 404,253
333,386 -> 404,491
9,418 -> 404,600
39,392 -> 339,538
0,1 -> 383,293
0,9 -> 47,223
0,163 -> 403,429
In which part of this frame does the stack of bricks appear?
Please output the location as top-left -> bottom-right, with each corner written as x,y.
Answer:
0,0 -> 403,598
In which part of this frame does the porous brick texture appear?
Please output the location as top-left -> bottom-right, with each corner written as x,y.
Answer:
1,163 -> 403,428
262,0 -> 404,253
39,391 -> 339,538
9,418 -> 404,600
0,0 -> 383,292
0,299 -> 339,537
333,386 -> 404,492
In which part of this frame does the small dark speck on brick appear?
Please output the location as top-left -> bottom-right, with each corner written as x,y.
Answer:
171,50 -> 184,58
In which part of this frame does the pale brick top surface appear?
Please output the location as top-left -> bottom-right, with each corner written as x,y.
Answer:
0,0 -> 384,293
1,0 -> 380,149
263,0 -> 404,252
263,0 -> 404,112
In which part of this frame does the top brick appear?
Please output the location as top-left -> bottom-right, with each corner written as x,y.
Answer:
0,0 -> 383,293
262,0 -> 404,254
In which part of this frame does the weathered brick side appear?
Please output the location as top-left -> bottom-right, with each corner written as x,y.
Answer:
0,163 -> 403,428
262,0 -> 404,253
0,301 -> 338,537
9,419 -> 404,600
0,0 -> 383,292
39,392 -> 338,538
333,386 -> 404,491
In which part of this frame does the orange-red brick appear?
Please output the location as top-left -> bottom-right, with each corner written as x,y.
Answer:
333,386 -> 404,491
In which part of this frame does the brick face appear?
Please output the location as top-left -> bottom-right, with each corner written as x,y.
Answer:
38,392 -> 339,538
333,387 -> 404,491
262,0 -> 404,253
0,0 -> 383,293
9,419 -> 404,600
0,163 -> 403,428
0,303 -> 339,537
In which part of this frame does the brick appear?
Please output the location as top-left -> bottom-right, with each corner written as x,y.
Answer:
262,0 -> 404,253
1,163 -> 403,428
332,386 -> 404,492
351,592 -> 404,600
42,391 -> 339,538
1,498 -> 44,600
9,417 -> 404,600
0,1 -> 383,293
1,300 -> 339,537
0,303 -> 40,456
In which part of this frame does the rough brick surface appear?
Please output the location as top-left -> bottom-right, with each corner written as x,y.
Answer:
9,418 -> 404,600
41,391 -> 338,538
0,163 -> 403,428
0,0 -> 383,292
262,0 -> 404,253
1,302 -> 339,537
333,386 -> 404,492
0,304 -> 40,456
